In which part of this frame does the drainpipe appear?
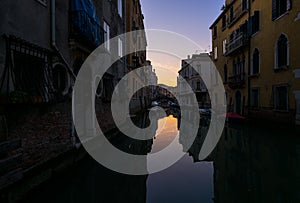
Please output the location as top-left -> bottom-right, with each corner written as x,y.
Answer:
51,0 -> 77,147
51,0 -> 76,79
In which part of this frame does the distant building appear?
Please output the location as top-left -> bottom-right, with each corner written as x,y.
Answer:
178,53 -> 212,109
210,0 -> 300,124
145,60 -> 158,101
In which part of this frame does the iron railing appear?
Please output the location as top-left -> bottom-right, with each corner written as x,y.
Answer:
225,32 -> 249,55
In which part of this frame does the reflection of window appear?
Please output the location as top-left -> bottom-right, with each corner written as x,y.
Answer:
275,34 -> 289,69
103,21 -> 110,51
250,88 -> 259,108
272,0 -> 291,20
274,85 -> 288,111
251,48 -> 260,75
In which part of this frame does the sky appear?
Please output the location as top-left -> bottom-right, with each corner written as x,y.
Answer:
140,0 -> 225,86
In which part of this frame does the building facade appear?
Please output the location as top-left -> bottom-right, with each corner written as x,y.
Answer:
210,0 -> 300,124
0,0 -> 149,197
126,0 -> 150,113
178,53 -> 212,109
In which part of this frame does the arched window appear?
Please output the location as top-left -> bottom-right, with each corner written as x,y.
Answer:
252,48 -> 260,75
275,34 -> 289,69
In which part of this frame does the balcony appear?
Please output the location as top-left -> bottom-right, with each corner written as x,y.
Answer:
228,73 -> 246,89
225,32 -> 249,56
70,10 -> 101,47
227,2 -> 248,27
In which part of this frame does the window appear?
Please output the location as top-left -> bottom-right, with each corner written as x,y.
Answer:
274,85 -> 288,110
251,48 -> 260,75
233,59 -> 237,75
196,81 -> 200,90
222,15 -> 227,30
272,0 -> 291,20
251,11 -> 260,35
103,21 -> 110,51
275,34 -> 289,69
118,38 -> 123,57
14,52 -> 46,97
118,0 -> 123,18
224,64 -> 228,83
250,88 -> 260,108
241,55 -> 246,78
230,6 -> 234,23
214,46 -> 218,60
242,0 -> 248,11
222,39 -> 227,54
213,26 -> 218,38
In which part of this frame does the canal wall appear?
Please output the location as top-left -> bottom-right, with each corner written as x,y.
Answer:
0,100 -> 150,202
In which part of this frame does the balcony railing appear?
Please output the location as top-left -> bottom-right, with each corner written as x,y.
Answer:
70,10 -> 101,47
228,73 -> 246,89
228,2 -> 248,27
225,32 -> 249,56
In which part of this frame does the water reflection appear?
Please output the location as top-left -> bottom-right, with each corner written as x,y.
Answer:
23,109 -> 300,203
212,123 -> 300,203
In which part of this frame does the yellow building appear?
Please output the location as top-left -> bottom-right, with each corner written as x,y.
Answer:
210,0 -> 300,125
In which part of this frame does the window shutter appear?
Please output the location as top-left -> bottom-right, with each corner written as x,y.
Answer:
287,0 -> 292,11
272,0 -> 277,20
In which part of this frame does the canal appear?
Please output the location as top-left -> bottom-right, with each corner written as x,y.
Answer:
23,109 -> 300,203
